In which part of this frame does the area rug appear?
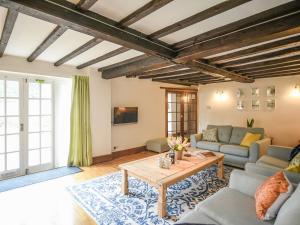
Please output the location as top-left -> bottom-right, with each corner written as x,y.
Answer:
0,166 -> 82,192
67,165 -> 232,225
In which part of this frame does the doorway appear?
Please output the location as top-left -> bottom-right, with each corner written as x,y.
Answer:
165,89 -> 197,138
0,75 -> 54,180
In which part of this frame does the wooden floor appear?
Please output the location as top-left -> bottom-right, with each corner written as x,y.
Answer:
0,151 -> 156,225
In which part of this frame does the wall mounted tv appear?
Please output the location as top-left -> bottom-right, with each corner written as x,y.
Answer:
113,107 -> 138,125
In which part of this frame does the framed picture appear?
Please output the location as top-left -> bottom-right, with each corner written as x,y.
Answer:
236,88 -> 244,98
266,99 -> 275,110
252,99 -> 260,111
251,87 -> 259,97
267,86 -> 276,97
237,100 -> 245,111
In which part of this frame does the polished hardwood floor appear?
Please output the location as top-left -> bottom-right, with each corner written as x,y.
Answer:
0,151 -> 156,225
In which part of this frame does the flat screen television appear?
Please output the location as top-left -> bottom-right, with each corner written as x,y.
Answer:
113,107 -> 138,124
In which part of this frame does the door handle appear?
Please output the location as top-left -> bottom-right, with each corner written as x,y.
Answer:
20,123 -> 24,132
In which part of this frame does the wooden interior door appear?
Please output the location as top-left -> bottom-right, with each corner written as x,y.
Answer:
166,90 -> 197,138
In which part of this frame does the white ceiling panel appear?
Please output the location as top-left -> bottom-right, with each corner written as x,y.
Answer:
0,7 -> 8,38
37,29 -> 93,63
66,41 -> 121,66
159,0 -> 293,44
92,49 -> 144,68
90,0 -> 151,22
5,13 -> 56,58
129,0 -> 224,35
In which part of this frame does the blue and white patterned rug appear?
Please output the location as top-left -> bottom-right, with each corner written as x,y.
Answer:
67,165 -> 232,225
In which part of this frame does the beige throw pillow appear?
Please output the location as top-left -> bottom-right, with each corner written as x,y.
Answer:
202,128 -> 218,142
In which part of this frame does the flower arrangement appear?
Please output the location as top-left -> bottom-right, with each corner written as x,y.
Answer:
167,136 -> 190,151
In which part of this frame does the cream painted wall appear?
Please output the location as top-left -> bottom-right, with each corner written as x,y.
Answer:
111,77 -> 184,151
198,75 -> 300,147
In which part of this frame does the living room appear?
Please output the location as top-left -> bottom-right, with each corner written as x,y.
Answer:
0,0 -> 299,225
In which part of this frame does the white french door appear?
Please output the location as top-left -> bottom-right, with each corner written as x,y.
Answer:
0,75 -> 54,180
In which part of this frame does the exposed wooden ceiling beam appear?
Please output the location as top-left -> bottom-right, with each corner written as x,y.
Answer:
153,79 -> 198,86
0,9 -> 18,57
228,55 -> 300,70
77,46 -> 129,69
209,35 -> 300,64
173,1 -> 300,50
242,64 -> 300,75
54,38 -> 103,66
77,0 -> 98,10
149,0 -> 251,39
27,25 -> 67,62
248,68 -> 300,77
235,60 -> 300,73
0,0 -> 175,59
132,64 -> 187,77
152,72 -> 207,81
220,46 -> 300,67
139,69 -> 196,79
119,0 -> 173,26
176,12 -> 300,61
250,71 -> 300,79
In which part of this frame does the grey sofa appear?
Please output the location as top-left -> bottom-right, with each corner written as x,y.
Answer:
190,125 -> 271,168
176,170 -> 300,225
246,145 -> 300,184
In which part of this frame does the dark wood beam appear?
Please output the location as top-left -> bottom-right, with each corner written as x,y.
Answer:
242,64 -> 300,75
250,71 -> 300,79
248,68 -> 300,77
153,79 -> 198,86
0,9 -> 18,57
173,1 -> 300,50
228,55 -> 300,70
54,38 -> 103,66
77,46 -> 129,69
98,54 -> 147,71
77,0 -> 97,10
0,0 -> 175,59
152,73 -> 207,81
101,56 -> 173,79
132,64 -> 187,77
220,46 -> 300,67
188,77 -> 225,83
235,60 -> 300,73
139,69 -> 196,79
119,0 -> 173,26
209,35 -> 300,64
176,12 -> 300,61
149,0 -> 250,39
27,25 -> 67,62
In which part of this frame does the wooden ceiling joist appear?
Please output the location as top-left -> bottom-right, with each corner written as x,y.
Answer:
152,73 -> 207,81
235,61 -> 300,73
153,79 -> 198,86
149,0 -> 251,39
129,64 -> 187,77
220,46 -> 300,67
119,0 -> 173,26
0,9 -> 18,57
139,69 -> 196,79
27,25 -> 67,62
77,0 -> 98,10
77,46 -> 129,69
54,38 -> 103,66
209,35 -> 300,64
241,64 -> 300,75
249,71 -> 300,79
173,1 -> 300,50
177,12 -> 300,61
248,68 -> 300,77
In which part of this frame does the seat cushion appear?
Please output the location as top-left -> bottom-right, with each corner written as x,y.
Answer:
197,188 -> 274,225
175,208 -> 219,225
196,141 -> 221,152
220,144 -> 249,157
257,155 -> 289,169
230,127 -> 265,145
207,125 -> 232,143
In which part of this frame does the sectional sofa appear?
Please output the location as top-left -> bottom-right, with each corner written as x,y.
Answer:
190,125 -> 271,168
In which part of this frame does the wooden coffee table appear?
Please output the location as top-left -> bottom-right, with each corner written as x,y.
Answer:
119,149 -> 224,217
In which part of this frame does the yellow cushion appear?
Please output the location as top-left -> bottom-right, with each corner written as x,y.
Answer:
285,152 -> 300,173
240,132 -> 261,147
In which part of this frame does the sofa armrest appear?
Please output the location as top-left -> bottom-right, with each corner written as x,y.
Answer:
267,145 -> 293,161
190,133 -> 202,147
229,170 -> 266,197
249,138 -> 271,163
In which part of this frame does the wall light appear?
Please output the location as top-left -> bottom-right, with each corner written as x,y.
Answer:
215,90 -> 227,101
292,85 -> 300,97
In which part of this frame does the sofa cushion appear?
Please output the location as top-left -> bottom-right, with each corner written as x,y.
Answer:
175,208 -> 219,225
196,141 -> 221,152
285,152 -> 300,173
220,144 -> 249,157
257,155 -> 289,169
207,125 -> 233,143
230,127 -> 265,145
202,128 -> 218,142
197,188 -> 274,225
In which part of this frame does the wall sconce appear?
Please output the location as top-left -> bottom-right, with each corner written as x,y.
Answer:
292,85 -> 300,97
215,90 -> 227,101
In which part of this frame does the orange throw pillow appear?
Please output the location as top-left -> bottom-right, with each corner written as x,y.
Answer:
255,171 -> 293,220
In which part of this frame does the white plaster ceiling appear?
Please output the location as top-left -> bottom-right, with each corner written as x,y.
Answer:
0,7 -> 7,38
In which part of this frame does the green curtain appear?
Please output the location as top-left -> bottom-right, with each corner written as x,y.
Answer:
68,76 -> 93,167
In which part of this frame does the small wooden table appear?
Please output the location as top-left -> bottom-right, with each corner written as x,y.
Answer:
119,149 -> 224,217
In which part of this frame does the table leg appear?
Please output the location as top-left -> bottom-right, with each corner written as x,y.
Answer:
217,159 -> 224,179
158,185 -> 167,217
121,169 -> 128,195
